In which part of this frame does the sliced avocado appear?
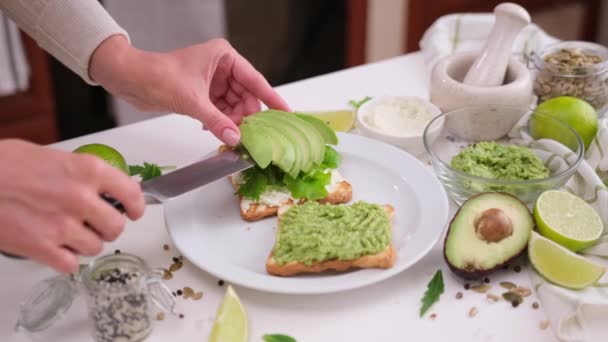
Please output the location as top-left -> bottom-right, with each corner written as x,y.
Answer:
443,192 -> 533,280
239,121 -> 273,168
247,114 -> 306,178
257,110 -> 324,173
293,112 -> 338,145
242,116 -> 295,172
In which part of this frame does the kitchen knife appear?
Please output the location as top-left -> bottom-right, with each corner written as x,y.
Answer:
1,149 -> 254,259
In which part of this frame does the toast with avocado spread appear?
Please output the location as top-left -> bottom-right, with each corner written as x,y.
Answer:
225,109 -> 353,221
266,201 -> 396,276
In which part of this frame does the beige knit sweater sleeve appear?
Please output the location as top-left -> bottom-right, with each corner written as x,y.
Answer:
0,0 -> 129,85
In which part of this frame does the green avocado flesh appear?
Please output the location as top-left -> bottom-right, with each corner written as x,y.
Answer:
451,141 -> 550,181
273,201 -> 391,266
444,193 -> 533,280
240,110 -> 338,178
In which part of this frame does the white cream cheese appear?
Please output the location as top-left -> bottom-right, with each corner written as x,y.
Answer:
236,169 -> 344,211
362,96 -> 438,136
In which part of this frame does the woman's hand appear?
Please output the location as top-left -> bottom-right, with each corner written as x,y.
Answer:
0,140 -> 145,273
90,36 -> 290,146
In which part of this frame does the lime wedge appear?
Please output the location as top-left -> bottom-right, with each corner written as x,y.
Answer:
528,231 -> 605,289
301,109 -> 356,132
209,285 -> 248,342
534,190 -> 603,252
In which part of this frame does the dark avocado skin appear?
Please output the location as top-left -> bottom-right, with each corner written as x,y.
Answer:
443,192 -> 534,281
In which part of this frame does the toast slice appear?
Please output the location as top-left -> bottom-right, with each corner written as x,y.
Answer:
231,175 -> 353,222
266,204 -> 396,277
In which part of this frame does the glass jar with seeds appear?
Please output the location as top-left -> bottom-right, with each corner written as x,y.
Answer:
15,253 -> 175,341
531,41 -> 608,113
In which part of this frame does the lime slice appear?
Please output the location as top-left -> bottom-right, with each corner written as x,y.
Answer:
209,285 -> 248,342
73,143 -> 129,174
528,231 -> 605,289
534,190 -> 603,252
301,109 -> 356,132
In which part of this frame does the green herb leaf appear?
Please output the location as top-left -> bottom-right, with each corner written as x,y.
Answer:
129,162 -> 174,181
237,166 -> 269,201
348,96 -> 372,109
419,270 -> 444,317
283,169 -> 331,201
263,334 -> 297,342
321,145 -> 341,169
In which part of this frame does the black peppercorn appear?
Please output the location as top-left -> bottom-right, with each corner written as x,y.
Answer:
218,279 -> 225,286
176,289 -> 183,296
464,283 -> 470,290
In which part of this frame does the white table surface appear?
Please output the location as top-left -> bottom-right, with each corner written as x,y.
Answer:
1,52 -> 556,342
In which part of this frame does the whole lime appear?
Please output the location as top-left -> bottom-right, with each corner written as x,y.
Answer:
73,143 -> 129,174
530,96 -> 598,151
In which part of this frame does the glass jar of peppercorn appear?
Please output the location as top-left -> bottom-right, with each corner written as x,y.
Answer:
16,253 -> 175,341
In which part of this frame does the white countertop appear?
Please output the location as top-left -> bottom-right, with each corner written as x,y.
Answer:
1,52 -> 556,342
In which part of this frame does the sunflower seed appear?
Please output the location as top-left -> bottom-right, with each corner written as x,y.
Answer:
539,320 -> 550,330
499,281 -> 517,290
471,284 -> 491,293
511,287 -> 532,298
468,307 -> 478,318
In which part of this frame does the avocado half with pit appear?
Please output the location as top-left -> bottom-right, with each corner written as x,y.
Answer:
444,192 -> 534,280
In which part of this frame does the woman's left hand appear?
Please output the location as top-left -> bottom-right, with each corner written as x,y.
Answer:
90,36 -> 290,146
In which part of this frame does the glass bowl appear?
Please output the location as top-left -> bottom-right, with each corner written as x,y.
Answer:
422,104 -> 584,207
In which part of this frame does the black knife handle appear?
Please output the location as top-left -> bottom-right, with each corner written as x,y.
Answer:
1,194 -> 125,259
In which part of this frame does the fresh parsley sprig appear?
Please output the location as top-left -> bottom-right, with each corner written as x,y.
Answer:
348,96 -> 372,109
129,162 -> 176,181
420,270 -> 444,317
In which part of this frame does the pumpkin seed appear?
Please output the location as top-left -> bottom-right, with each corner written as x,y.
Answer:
502,292 -> 523,306
162,269 -> 173,280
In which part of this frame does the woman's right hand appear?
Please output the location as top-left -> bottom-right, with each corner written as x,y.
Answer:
0,139 -> 145,273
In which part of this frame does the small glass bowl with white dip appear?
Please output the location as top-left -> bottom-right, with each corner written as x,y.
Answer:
356,95 -> 443,156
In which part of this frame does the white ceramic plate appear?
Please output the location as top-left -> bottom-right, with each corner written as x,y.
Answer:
164,133 -> 449,294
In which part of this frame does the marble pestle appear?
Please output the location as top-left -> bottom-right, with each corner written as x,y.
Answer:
462,3 -> 531,87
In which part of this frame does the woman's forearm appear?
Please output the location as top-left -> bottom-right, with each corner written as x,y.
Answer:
0,0 -> 129,84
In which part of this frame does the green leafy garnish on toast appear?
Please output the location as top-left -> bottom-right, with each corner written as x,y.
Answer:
263,334 -> 297,342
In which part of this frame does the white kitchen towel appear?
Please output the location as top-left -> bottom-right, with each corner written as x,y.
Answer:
418,13 -> 559,73
0,10 -> 29,96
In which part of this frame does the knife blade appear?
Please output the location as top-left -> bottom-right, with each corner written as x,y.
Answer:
141,148 -> 254,203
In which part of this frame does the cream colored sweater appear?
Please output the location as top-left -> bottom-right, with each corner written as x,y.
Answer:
0,0 -> 129,84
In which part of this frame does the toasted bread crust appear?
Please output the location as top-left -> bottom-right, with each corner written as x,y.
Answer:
266,204 -> 396,276
232,177 -> 353,222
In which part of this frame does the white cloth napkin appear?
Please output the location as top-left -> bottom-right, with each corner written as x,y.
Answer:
0,10 -> 29,96
418,13 -> 608,341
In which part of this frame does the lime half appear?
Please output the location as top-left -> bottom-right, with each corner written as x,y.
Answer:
301,109 -> 356,132
209,285 -> 248,342
528,231 -> 605,289
73,143 -> 129,174
534,190 -> 603,252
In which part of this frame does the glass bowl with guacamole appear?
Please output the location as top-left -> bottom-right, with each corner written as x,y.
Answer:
422,104 -> 584,207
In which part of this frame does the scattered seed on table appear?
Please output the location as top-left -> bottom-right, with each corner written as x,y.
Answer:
169,262 -> 182,272
179,314 -> 184,319
499,281 -> 517,290
218,279 -> 225,286
172,257 -> 179,263
532,302 -> 540,309
456,292 -> 463,299
511,286 -> 532,298
162,269 -> 173,280
176,289 -> 183,296
502,292 -> 523,306
503,264 -> 509,270
514,265 -> 522,273
464,283 -> 470,290
156,312 -> 165,321
468,307 -> 478,318
163,244 -> 169,251
512,301 -> 520,308
471,284 -> 491,293
192,291 -> 203,301
484,277 -> 490,283
486,293 -> 500,302
430,313 -> 437,320
183,287 -> 194,298
539,320 -> 550,330
114,249 -> 121,254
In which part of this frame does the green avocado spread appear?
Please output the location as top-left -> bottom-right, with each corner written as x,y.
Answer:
273,201 -> 391,266
451,141 -> 550,180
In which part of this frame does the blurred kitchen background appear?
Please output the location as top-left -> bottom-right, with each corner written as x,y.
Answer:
0,0 -> 607,144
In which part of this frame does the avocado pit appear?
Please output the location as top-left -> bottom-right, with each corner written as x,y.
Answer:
474,208 -> 513,243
